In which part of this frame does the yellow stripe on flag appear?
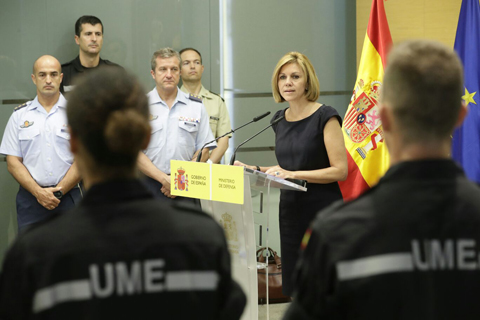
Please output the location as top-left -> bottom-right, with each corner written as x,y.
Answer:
357,34 -> 384,94
342,35 -> 390,189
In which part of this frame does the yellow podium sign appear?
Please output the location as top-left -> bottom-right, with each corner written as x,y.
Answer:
170,160 -> 210,200
170,160 -> 244,204
212,164 -> 244,204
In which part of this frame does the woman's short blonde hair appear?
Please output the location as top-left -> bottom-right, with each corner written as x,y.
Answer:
271,52 -> 320,103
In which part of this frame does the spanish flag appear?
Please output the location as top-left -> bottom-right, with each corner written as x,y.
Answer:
338,0 -> 392,200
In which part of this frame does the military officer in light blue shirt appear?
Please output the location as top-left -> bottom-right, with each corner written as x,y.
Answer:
0,55 -> 81,230
138,48 -> 215,204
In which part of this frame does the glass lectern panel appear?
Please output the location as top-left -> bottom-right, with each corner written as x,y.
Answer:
244,168 -> 307,192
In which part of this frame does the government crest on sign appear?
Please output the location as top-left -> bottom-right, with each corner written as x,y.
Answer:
174,167 -> 189,191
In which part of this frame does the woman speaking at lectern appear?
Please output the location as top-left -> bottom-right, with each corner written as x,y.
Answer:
235,52 -> 347,297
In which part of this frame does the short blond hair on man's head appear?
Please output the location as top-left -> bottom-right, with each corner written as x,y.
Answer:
382,40 -> 463,144
151,47 -> 181,71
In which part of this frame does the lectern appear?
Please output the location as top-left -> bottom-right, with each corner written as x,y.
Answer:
201,168 -> 307,320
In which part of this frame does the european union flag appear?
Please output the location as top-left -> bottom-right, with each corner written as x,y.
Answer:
452,0 -> 480,184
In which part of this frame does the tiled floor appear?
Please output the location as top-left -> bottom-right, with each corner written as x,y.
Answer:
258,302 -> 291,320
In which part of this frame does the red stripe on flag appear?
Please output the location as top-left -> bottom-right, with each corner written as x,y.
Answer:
344,108 -> 357,128
367,0 -> 392,69
338,150 -> 370,201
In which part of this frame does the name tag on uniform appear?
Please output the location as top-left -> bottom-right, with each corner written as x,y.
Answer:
210,116 -> 219,121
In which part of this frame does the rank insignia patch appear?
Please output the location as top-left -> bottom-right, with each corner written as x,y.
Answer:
188,94 -> 202,103
14,102 -> 28,111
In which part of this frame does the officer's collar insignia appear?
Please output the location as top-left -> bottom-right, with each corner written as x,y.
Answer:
20,120 -> 34,128
188,94 -> 202,103
149,114 -> 158,121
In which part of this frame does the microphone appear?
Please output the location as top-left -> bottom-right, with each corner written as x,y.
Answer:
196,111 -> 271,162
229,115 -> 285,165
253,112 -> 270,122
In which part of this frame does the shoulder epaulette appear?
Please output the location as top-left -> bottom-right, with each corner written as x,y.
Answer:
14,102 -> 29,112
188,93 -> 203,103
209,91 -> 225,102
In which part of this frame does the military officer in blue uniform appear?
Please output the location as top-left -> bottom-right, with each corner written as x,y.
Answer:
0,55 -> 81,231
138,47 -> 215,203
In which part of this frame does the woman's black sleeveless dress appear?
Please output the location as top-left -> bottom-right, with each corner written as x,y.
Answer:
272,106 -> 343,296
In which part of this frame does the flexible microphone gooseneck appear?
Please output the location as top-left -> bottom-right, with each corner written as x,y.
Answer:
195,111 -> 271,162
229,115 -> 285,166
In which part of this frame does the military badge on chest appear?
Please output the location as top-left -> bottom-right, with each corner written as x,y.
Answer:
20,120 -> 34,128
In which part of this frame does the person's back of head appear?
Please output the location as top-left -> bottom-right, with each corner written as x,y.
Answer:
381,40 -> 464,146
67,67 -> 150,185
66,68 -> 246,320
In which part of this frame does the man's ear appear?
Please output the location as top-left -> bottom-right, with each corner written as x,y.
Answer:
455,100 -> 468,128
74,35 -> 80,45
379,102 -> 392,133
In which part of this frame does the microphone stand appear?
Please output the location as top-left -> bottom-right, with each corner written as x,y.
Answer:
229,115 -> 285,166
196,111 -> 271,162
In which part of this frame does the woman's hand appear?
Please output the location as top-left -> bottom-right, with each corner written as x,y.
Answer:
233,160 -> 256,171
265,165 -> 294,180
